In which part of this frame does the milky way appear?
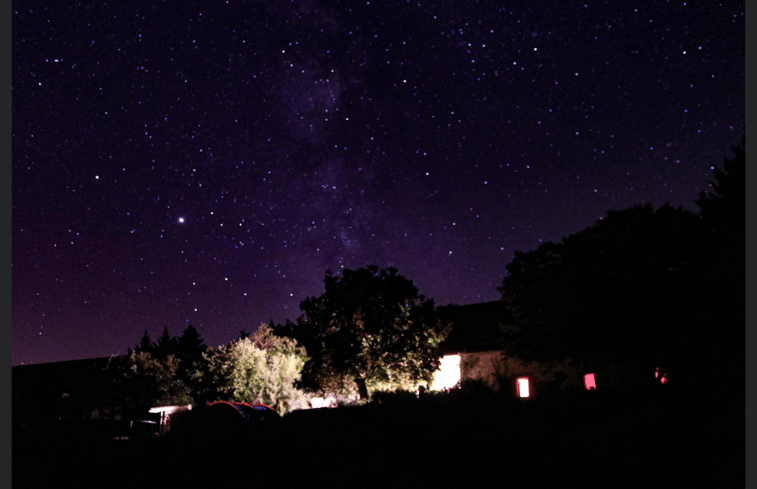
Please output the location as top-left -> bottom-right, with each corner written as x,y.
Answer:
12,0 -> 744,365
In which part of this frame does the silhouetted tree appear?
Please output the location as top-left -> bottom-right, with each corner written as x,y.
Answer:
154,326 -> 178,359
695,135 -> 745,292
133,330 -> 154,354
174,324 -> 208,402
176,324 -> 206,359
118,326 -> 209,409
697,135 -> 745,244
285,266 -> 450,399
119,351 -> 193,410
498,204 -> 702,384
691,136 -> 745,398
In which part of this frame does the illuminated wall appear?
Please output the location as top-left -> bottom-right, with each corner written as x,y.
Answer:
430,354 -> 462,391
148,404 -> 192,431
460,350 -> 506,390
310,397 -> 330,409
428,350 -> 566,396
517,377 -> 530,398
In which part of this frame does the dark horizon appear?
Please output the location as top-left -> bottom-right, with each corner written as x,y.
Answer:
12,1 -> 744,366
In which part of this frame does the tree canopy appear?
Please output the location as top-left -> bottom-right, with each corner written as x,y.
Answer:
118,350 -> 193,411
280,266 -> 450,399
119,324 -> 208,410
118,324 -> 309,414
497,136 -> 744,395
693,136 -> 745,393
203,324 -> 309,415
697,135 -> 745,245
498,204 -> 703,379
695,136 -> 745,296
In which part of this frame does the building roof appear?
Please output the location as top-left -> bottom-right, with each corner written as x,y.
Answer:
437,300 -> 510,354
12,356 -> 124,421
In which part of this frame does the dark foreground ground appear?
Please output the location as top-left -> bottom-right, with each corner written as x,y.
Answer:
13,389 -> 744,489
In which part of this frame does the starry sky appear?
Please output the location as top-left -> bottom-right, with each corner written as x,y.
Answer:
12,0 -> 744,366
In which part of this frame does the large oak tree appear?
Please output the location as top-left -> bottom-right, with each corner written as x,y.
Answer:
281,266 -> 449,399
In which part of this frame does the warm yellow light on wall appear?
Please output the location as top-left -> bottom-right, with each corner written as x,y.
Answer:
430,354 -> 461,391
517,377 -> 530,398
311,397 -> 328,409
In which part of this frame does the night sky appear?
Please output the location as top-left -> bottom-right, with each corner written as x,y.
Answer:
12,1 -> 744,366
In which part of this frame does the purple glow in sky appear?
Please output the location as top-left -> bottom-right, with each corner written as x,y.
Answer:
12,0 -> 744,365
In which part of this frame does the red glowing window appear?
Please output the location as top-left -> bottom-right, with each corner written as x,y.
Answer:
517,377 -> 530,398
654,367 -> 668,384
584,373 -> 596,390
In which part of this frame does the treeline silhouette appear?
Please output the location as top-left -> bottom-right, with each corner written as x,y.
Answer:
499,136 -> 744,405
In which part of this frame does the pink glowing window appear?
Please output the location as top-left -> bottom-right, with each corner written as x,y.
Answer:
517,377 -> 530,398
584,373 -> 596,390
655,367 -> 668,384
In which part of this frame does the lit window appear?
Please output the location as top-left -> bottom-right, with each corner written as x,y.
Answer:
584,373 -> 597,390
654,367 -> 668,384
517,377 -> 530,398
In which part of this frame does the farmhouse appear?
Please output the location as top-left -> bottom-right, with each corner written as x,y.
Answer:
12,356 -> 123,426
14,300 -> 642,427
433,300 -> 580,397
12,356 -> 193,436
